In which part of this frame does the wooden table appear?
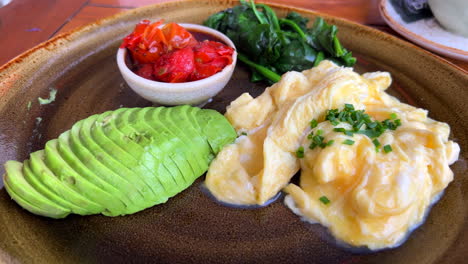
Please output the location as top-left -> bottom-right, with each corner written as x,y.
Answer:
0,0 -> 467,72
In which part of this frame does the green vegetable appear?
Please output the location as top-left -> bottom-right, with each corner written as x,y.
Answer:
38,88 -> 57,105
3,106 -> 237,218
296,146 -> 305,158
319,196 -> 330,205
325,104 -> 401,139
310,119 -> 318,128
204,0 -> 356,83
383,145 -> 393,153
343,139 -> 355,145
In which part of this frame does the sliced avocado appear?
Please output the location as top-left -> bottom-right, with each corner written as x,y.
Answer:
104,108 -> 167,199
186,106 -> 215,164
135,107 -> 194,190
142,107 -> 196,187
29,150 -> 102,214
157,107 -> 205,176
45,136 -> 119,216
88,110 -> 151,207
3,173 -> 65,218
195,108 -> 237,154
172,105 -> 214,169
122,108 -> 182,195
3,161 -> 70,218
92,111 -> 159,202
3,106 -> 237,218
70,114 -> 140,214
22,159 -> 88,214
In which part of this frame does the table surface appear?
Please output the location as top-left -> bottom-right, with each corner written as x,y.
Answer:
0,0 -> 467,72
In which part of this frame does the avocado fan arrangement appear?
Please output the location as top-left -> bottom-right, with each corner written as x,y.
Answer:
3,106 -> 236,218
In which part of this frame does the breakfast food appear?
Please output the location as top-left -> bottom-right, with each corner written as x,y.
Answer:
206,60 -> 460,249
3,106 -> 236,218
121,20 -> 234,82
205,1 -> 356,83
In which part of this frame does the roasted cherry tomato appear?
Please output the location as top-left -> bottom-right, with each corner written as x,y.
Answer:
121,20 -> 165,64
162,23 -> 198,51
153,47 -> 195,83
191,40 -> 234,81
121,20 -> 234,83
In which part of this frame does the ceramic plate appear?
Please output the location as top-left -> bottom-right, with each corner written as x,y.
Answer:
380,0 -> 468,61
0,1 -> 467,263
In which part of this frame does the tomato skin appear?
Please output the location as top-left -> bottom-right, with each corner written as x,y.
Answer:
162,23 -> 198,51
135,64 -> 155,80
153,47 -> 195,83
190,40 -> 234,81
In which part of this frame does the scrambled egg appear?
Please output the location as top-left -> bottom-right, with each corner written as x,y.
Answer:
205,60 -> 460,249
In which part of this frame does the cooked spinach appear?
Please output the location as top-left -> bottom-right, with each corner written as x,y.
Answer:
204,0 -> 356,83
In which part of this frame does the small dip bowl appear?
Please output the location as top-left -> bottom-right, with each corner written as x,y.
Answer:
116,23 -> 237,106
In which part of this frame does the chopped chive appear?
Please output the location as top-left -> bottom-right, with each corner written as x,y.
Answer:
326,140 -> 335,146
344,103 -> 354,110
296,146 -> 305,158
331,120 -> 340,126
241,132 -> 247,136
343,139 -> 355,145
319,196 -> 330,205
316,129 -> 323,136
310,119 -> 318,128
372,139 -> 381,147
313,135 -> 324,144
383,145 -> 393,153
333,127 -> 345,133
319,142 -> 327,148
307,133 -> 314,139
344,130 -> 354,137
390,113 -> 397,120
309,143 -> 317,150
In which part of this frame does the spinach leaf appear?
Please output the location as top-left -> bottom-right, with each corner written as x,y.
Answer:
204,0 -> 356,84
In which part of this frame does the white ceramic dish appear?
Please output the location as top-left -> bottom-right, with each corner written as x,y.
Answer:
117,23 -> 237,106
379,0 -> 468,61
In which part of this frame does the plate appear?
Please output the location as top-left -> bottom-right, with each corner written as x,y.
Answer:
0,1 -> 467,263
379,0 -> 468,61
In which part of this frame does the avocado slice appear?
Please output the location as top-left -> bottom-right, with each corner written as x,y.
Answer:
70,115 -> 140,214
28,150 -> 102,214
142,107 -> 196,187
22,159 -> 88,215
185,106 -> 215,164
46,136 -> 120,216
133,107 -> 194,192
123,108 -> 183,195
98,108 -> 162,201
195,108 -> 237,154
155,107 -> 205,177
3,171 -> 65,218
89,110 -> 153,207
3,161 -> 70,218
103,108 -> 167,200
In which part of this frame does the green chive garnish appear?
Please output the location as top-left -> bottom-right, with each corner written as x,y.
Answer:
241,132 -> 247,136
326,140 -> 335,146
310,119 -> 318,129
296,146 -> 305,158
372,139 -> 381,147
316,129 -> 323,136
319,196 -> 330,205
383,145 -> 393,153
343,139 -> 355,145
390,113 -> 397,120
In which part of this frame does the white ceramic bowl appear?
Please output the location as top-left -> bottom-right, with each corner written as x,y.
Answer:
116,23 -> 237,106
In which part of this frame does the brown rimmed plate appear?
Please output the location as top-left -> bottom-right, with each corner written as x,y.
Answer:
0,1 -> 467,263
